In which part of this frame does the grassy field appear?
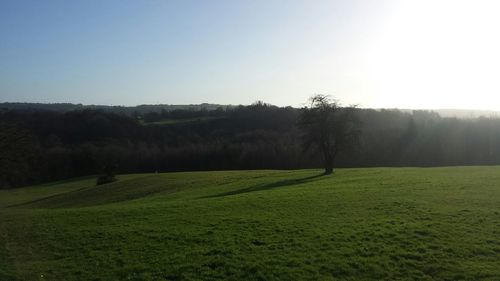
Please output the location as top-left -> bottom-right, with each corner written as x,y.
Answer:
1,167 -> 500,280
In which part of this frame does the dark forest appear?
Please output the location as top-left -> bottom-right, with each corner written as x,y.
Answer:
2,102 -> 500,188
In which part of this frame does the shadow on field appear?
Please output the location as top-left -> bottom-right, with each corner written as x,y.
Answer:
38,175 -> 96,186
206,173 -> 325,198
7,186 -> 90,208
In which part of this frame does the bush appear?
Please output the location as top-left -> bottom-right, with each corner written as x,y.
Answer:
96,174 -> 116,186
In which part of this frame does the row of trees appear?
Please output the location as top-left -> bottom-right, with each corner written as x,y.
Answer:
2,99 -> 500,188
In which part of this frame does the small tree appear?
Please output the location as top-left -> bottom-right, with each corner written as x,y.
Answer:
297,95 -> 360,175
95,149 -> 119,186
96,162 -> 117,186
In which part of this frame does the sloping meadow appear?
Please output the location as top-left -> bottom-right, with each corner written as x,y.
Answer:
1,167 -> 500,280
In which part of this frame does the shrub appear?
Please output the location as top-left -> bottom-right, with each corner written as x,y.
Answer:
96,174 -> 116,186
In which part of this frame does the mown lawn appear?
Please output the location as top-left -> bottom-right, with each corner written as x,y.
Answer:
1,167 -> 500,280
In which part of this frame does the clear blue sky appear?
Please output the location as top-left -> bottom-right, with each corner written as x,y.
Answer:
1,0 -> 500,109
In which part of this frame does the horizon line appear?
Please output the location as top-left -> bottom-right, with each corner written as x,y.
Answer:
2,101 -> 500,113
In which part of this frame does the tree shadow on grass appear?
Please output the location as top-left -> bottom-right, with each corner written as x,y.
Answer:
206,173 -> 326,198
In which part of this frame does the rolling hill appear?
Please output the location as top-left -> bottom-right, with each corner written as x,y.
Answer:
1,167 -> 500,280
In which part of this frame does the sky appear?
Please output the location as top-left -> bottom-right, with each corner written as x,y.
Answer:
1,0 -> 500,109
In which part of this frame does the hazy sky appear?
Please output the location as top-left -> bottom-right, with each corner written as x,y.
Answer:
1,0 -> 500,109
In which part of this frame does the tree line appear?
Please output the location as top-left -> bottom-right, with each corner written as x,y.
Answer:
2,101 -> 500,188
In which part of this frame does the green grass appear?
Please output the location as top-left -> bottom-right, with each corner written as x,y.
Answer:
1,167 -> 500,280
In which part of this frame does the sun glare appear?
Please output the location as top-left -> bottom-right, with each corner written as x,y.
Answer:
363,0 -> 500,110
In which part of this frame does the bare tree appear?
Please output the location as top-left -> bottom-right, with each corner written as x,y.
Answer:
297,95 -> 360,175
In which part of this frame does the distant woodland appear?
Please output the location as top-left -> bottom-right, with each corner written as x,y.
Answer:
2,102 -> 500,188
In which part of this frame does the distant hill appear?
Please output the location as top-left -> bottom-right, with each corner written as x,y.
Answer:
0,102 -> 233,115
431,109 -> 500,118
2,102 -> 499,118
383,108 -> 500,118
